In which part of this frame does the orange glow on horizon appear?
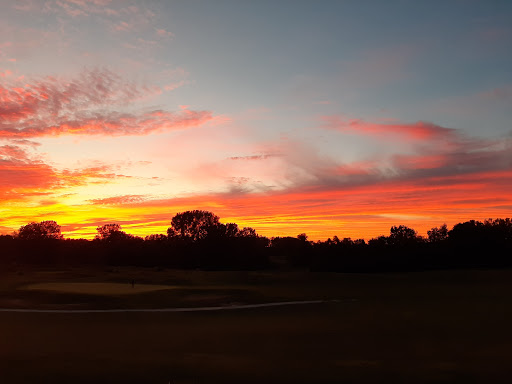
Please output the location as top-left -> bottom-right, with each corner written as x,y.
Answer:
1,168 -> 511,241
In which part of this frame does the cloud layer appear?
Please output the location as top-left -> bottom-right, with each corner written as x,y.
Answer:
0,68 -> 213,139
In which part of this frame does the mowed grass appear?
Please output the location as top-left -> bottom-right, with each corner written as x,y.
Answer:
1,268 -> 512,383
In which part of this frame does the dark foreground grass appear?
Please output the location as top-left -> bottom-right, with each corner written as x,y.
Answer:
1,268 -> 512,383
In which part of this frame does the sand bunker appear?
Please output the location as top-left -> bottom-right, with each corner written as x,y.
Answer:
23,282 -> 176,295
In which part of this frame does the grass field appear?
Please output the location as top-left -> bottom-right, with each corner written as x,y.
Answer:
1,267 -> 511,383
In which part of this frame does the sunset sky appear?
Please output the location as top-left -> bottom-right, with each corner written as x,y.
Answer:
1,0 -> 511,240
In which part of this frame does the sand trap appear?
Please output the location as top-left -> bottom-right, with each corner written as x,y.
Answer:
22,282 -> 176,295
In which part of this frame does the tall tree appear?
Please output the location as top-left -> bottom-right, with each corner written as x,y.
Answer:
170,210 -> 221,241
17,221 -> 63,240
388,225 -> 419,246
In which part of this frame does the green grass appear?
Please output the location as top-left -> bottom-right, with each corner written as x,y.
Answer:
1,268 -> 512,383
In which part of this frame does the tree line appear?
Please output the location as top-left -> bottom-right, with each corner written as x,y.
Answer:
1,210 -> 512,271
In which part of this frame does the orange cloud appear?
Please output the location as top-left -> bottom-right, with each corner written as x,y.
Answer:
0,145 -> 131,202
58,165 -> 130,186
0,156 -> 57,198
89,194 -> 146,205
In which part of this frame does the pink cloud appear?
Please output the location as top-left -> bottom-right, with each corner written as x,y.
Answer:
45,0 -> 116,17
391,154 -> 448,170
137,38 -> 157,46
334,160 -> 381,176
164,80 -> 186,92
1,68 -> 152,113
113,21 -> 132,32
322,116 -> 457,142
156,28 -> 174,38
10,139 -> 41,147
161,68 -> 189,92
13,2 -> 38,12
0,69 -> 213,138
0,144 -> 30,159
53,0 -> 88,17
229,154 -> 278,161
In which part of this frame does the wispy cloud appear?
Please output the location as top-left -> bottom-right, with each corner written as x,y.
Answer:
89,194 -> 146,205
315,116 -> 512,189
479,85 -> 512,101
112,20 -> 132,32
161,68 -> 189,92
42,0 -> 118,18
228,154 -> 278,161
0,69 -> 12,77
0,68 -> 213,138
322,116 -> 457,142
156,28 -> 174,38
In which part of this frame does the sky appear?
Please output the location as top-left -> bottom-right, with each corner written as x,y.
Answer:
0,0 -> 511,240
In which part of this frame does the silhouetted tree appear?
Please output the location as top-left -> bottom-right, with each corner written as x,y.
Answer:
170,210 -> 221,241
388,225 -> 419,246
238,227 -> 258,238
297,233 -> 308,242
271,236 -> 311,267
95,223 -> 130,242
144,234 -> 167,241
17,220 -> 63,240
224,223 -> 239,238
484,218 -> 512,242
5,213 -> 512,271
166,226 -> 179,239
448,220 -> 483,243
427,224 -> 448,243
368,235 -> 389,247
